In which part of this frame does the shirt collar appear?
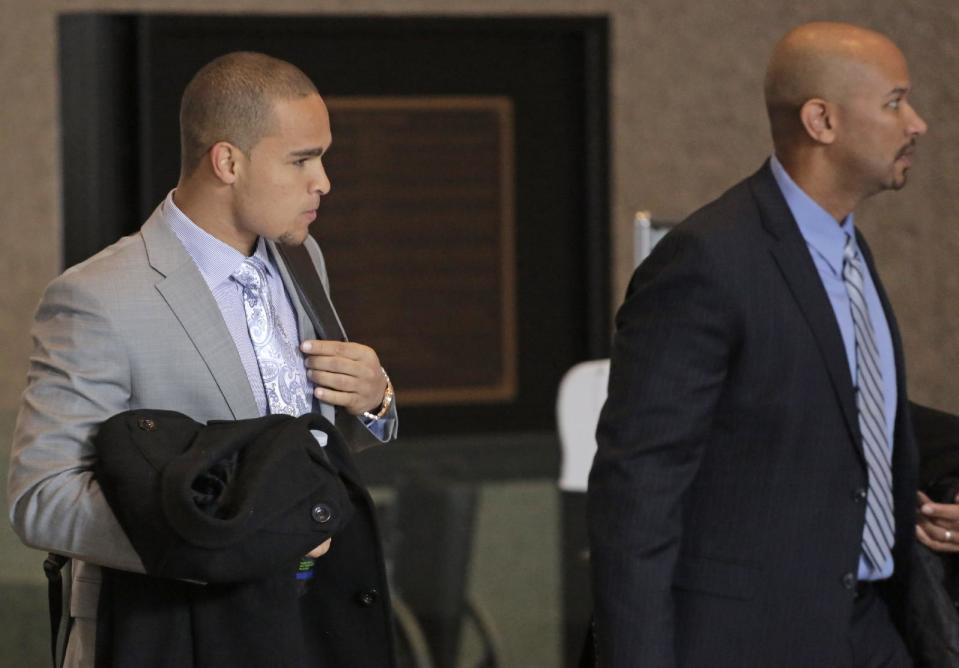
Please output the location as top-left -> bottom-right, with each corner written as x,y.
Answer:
161,190 -> 273,289
769,155 -> 855,275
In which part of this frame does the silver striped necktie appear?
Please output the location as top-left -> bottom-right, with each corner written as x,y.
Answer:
842,234 -> 894,570
232,256 -> 311,417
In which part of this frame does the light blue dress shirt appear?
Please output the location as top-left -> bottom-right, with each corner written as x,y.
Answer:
163,192 -> 308,417
161,191 -> 392,440
769,156 -> 898,581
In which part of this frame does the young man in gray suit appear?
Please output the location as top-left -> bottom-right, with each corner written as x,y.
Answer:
7,52 -> 397,666
588,23 -> 926,667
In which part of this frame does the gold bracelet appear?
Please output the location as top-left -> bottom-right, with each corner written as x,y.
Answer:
362,368 -> 393,421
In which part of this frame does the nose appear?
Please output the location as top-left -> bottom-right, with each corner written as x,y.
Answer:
906,101 -> 928,137
311,161 -> 331,196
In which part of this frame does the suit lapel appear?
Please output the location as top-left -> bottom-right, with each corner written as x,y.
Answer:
267,239 -> 317,343
141,211 -> 259,419
749,163 -> 862,452
267,238 -> 338,425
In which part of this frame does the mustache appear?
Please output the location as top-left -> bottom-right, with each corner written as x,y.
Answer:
896,140 -> 917,159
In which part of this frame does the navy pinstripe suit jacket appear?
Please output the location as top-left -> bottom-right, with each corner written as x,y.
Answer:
588,162 -> 918,668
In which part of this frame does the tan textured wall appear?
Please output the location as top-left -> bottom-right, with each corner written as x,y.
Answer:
1,0 -> 958,424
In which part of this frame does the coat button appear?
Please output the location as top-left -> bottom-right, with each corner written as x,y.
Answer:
356,588 -> 379,607
853,487 -> 868,502
841,572 -> 857,590
137,417 -> 157,431
311,504 -> 333,523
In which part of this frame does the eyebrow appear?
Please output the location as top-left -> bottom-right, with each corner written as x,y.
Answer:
886,86 -> 910,98
288,147 -> 327,159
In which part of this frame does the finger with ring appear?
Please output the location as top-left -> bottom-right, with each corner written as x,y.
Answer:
946,530 -> 953,543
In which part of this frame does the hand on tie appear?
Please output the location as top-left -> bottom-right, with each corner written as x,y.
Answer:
300,340 -> 388,415
916,490 -> 959,553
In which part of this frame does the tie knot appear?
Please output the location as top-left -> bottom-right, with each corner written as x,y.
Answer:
232,257 -> 268,292
843,234 -> 859,265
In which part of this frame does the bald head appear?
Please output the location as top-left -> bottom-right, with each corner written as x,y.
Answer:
764,22 -> 904,150
762,22 -> 928,218
179,51 -> 319,176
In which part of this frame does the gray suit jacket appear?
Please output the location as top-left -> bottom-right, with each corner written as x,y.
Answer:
6,205 -> 396,666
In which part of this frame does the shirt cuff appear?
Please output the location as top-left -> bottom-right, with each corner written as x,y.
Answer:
359,403 -> 397,442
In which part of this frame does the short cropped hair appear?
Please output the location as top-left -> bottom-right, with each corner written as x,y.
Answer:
179,51 -> 318,175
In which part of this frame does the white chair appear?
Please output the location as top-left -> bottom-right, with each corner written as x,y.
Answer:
556,359 -> 611,493
555,358 -> 610,666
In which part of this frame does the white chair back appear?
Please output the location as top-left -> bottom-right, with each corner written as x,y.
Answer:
556,359 -> 611,492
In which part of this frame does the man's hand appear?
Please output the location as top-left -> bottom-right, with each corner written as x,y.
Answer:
308,538 -> 332,558
916,490 -> 959,553
300,340 -> 387,416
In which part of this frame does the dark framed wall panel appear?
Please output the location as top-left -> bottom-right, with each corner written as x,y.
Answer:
321,96 -> 518,407
59,14 -> 140,267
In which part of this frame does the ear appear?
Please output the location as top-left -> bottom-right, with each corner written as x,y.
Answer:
208,142 -> 242,185
798,98 -> 837,145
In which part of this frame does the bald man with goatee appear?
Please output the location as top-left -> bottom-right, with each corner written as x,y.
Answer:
588,22 -> 925,667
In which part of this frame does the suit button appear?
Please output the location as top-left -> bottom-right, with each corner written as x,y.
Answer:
311,504 -> 333,523
853,488 -> 868,502
137,417 -> 157,431
356,588 -> 379,607
841,572 -> 857,590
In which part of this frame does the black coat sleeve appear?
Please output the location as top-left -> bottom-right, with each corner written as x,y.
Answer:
587,229 -> 740,668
